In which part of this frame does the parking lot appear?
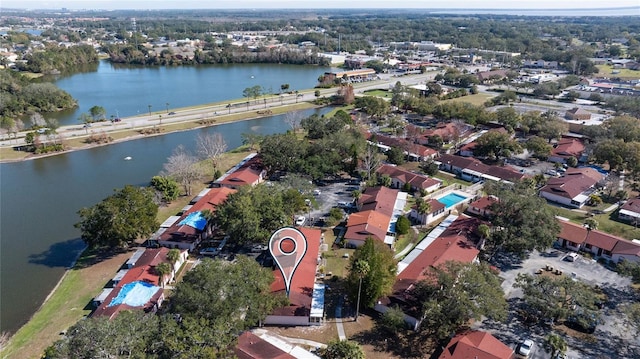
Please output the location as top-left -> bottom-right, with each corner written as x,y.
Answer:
474,249 -> 639,359
307,179 -> 359,226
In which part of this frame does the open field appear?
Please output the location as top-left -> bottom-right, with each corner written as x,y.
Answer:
363,89 -> 392,98
442,93 -> 493,106
596,65 -> 640,80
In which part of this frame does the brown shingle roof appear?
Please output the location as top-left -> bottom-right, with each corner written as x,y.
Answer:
344,210 -> 390,242
540,168 -> 603,200
552,138 -> 585,159
358,186 -> 399,217
621,197 -> 640,215
558,220 -> 588,244
235,332 -> 295,359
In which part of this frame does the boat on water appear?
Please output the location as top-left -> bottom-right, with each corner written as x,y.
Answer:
124,156 -> 132,161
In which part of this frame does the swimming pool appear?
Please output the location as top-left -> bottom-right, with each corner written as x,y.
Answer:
108,281 -> 160,308
436,192 -> 468,208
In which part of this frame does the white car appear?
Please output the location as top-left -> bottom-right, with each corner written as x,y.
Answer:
295,216 -> 306,226
518,339 -> 534,357
566,252 -> 579,262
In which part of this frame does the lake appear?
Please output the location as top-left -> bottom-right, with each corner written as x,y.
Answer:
45,60 -> 331,126
1,60 -> 333,335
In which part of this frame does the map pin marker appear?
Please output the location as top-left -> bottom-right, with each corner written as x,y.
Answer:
269,227 -> 308,297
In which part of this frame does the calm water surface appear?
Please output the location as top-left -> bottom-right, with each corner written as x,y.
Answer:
47,60 -> 330,126
1,72 -> 331,334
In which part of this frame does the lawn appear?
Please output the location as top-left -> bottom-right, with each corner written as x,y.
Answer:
442,93 -> 493,106
553,206 -> 640,240
596,65 -> 640,80
363,89 -> 392,98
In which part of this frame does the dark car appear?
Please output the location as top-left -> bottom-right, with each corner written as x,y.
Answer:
168,112 -> 176,115
113,118 -> 121,122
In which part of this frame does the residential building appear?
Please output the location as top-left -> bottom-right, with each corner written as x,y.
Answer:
373,134 -> 438,161
539,168 -> 604,208
156,186 -> 236,250
215,154 -> 266,189
439,330 -> 515,359
235,331 -> 320,359
376,164 -> 442,193
548,138 -> 585,164
409,198 -> 446,226
379,215 -> 481,328
555,218 -> 640,263
420,122 -> 472,145
466,196 -> 498,218
523,59 -> 558,69
265,227 -> 325,326
618,197 -> 640,225
92,247 -> 184,319
345,186 -> 404,247
437,154 -> 525,184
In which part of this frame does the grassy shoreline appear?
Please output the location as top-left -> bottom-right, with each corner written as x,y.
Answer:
0,101 -> 318,163
0,146 -> 257,359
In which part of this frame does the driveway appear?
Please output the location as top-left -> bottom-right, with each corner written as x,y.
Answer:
474,249 -> 639,359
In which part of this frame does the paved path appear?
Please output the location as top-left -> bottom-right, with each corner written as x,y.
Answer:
335,297 -> 347,340
394,227 -> 418,259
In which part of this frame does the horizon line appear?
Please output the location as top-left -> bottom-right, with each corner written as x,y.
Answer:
2,6 -> 639,11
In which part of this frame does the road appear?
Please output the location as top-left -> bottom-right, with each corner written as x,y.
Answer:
0,67 -> 455,149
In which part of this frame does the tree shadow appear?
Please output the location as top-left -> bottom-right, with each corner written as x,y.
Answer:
490,251 -> 524,271
28,238 -> 86,268
74,246 -> 130,269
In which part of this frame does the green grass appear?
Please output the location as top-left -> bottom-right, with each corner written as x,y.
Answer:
553,206 -> 640,240
323,248 -> 353,278
363,89 -> 391,98
433,173 -> 473,187
442,93 -> 493,106
596,65 -> 640,80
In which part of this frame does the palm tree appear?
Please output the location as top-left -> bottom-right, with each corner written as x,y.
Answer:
353,260 -> 370,322
155,262 -> 172,288
545,334 -> 567,358
166,249 -> 181,277
415,197 -> 431,226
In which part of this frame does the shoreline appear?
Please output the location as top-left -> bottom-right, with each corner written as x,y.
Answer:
0,101 -> 320,164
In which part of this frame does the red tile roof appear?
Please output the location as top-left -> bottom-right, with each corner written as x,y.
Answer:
422,122 -> 471,142
376,164 -> 441,191
217,155 -> 265,188
344,210 -> 391,242
612,239 -> 640,256
394,216 -> 481,295
585,230 -> 619,252
558,220 -> 589,244
92,248 -> 169,319
374,134 -> 438,158
235,332 -> 295,359
269,228 -> 321,317
439,330 -> 515,359
551,138 -> 585,159
468,196 -> 498,212
438,154 -> 525,182
188,186 -> 236,213
358,186 -> 399,217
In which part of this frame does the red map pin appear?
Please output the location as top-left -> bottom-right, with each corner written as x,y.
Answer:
269,227 -> 308,297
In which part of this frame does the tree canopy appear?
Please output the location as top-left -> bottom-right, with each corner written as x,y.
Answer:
346,238 -> 397,309
319,340 -> 365,359
75,185 -> 158,249
486,181 -> 560,255
411,261 -> 507,340
214,184 -> 307,245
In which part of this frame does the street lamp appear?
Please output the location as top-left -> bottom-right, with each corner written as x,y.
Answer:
166,102 -> 169,114
147,104 -> 152,117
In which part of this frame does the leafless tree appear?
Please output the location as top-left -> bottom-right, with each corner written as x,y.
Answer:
30,112 -> 46,128
360,144 -> 382,180
161,145 -> 203,196
196,133 -> 227,177
284,111 -> 303,132
9,119 -> 24,143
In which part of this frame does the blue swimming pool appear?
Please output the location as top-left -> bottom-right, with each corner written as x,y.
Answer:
108,281 -> 160,308
437,192 -> 468,208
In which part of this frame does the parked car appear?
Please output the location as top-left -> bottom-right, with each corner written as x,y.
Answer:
199,247 -> 219,256
517,339 -> 534,357
295,216 -> 306,226
566,252 -> 579,262
168,112 -> 176,115
313,189 -> 321,196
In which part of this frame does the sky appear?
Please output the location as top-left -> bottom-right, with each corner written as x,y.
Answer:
3,0 -> 640,10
